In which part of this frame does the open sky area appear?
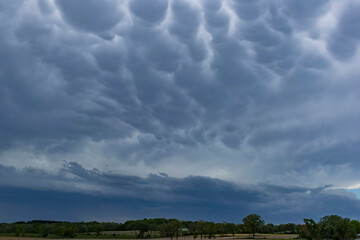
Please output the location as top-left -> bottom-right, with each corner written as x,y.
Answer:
1,0 -> 360,224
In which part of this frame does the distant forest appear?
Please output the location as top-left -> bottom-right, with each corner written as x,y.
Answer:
0,214 -> 359,240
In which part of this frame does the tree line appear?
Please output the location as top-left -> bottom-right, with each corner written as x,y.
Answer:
0,214 -> 359,239
300,215 -> 360,240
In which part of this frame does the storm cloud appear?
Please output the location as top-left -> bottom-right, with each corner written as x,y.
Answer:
1,162 -> 359,223
1,0 -> 360,222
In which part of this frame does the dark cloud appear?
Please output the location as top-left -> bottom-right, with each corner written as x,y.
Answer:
129,0 -> 168,24
231,0 -> 266,21
1,0 -> 360,222
267,5 -> 292,34
283,0 -> 330,20
37,0 -> 54,15
338,2 -> 360,39
169,1 -> 207,62
327,2 -> 360,60
1,163 -> 360,223
55,0 -> 122,32
327,32 -> 357,60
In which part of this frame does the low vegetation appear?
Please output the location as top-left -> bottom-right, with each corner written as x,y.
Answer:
0,214 -> 359,239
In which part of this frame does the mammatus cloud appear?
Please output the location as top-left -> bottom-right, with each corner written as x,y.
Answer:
0,0 -> 360,222
56,0 -> 123,32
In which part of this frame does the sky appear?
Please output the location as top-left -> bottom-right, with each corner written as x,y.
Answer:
0,0 -> 360,224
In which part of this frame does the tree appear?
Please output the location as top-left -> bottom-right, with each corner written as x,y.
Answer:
216,223 -> 226,237
242,214 -> 264,239
299,219 -> 319,240
160,220 -> 180,240
54,225 -> 65,238
205,222 -> 216,239
64,226 -> 76,238
136,222 -> 149,238
36,225 -> 49,238
350,220 -> 360,234
196,221 -> 207,239
263,224 -> 275,234
318,215 -> 356,240
224,223 -> 237,238
95,225 -> 103,236
15,226 -> 21,237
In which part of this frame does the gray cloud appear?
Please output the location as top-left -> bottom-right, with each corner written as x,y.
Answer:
327,2 -> 360,60
55,0 -> 123,32
1,0 -> 360,221
129,0 -> 168,24
1,162 -> 360,223
283,0 -> 330,21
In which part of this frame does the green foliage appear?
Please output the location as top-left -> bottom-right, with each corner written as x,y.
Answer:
318,215 -> 356,240
36,224 -> 49,238
0,215 -> 358,239
64,226 -> 77,238
263,223 -> 275,234
243,214 -> 265,238
299,218 -> 319,240
159,219 -> 180,240
95,225 -> 103,236
300,216 -> 357,240
54,225 -> 66,238
205,222 -> 216,239
136,221 -> 149,238
350,220 -> 360,234
224,222 -> 237,237
15,226 -> 21,237
196,220 -> 206,239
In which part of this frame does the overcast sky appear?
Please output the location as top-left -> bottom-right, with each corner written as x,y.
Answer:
1,0 -> 360,224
